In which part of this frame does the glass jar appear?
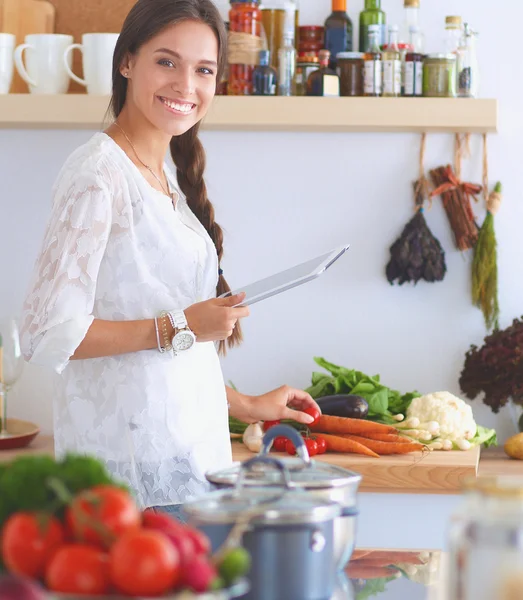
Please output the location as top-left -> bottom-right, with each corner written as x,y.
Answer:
296,52 -> 319,95
228,0 -> 263,95
404,50 -> 423,96
336,51 -> 364,96
298,25 -> 324,55
448,477 -> 523,600
423,53 -> 457,97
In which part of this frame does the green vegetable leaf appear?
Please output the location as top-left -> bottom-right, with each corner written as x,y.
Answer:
311,372 -> 330,386
313,357 -> 353,378
355,577 -> 398,600
365,388 -> 390,416
471,425 -> 498,448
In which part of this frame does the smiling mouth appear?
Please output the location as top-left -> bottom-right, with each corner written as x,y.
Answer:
158,96 -> 196,115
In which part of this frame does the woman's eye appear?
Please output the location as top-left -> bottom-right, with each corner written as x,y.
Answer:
198,67 -> 214,75
158,59 -> 175,68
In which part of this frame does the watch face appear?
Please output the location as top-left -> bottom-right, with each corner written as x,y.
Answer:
173,332 -> 195,352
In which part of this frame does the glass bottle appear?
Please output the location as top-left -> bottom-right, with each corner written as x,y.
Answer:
457,23 -> 479,98
324,0 -> 353,70
400,0 -> 424,52
228,0 -> 264,95
404,25 -> 423,96
306,49 -> 340,96
261,0 -> 299,70
445,15 -> 463,54
382,25 -> 401,97
252,49 -> 277,95
296,52 -> 319,95
278,32 -> 296,95
363,24 -> 382,97
359,0 -> 386,53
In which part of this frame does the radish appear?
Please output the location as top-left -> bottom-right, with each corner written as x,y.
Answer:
182,555 -> 218,593
0,574 -> 47,600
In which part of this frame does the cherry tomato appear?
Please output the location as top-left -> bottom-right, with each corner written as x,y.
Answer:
262,420 -> 281,432
2,512 -> 65,578
315,436 -> 327,454
66,485 -> 141,548
272,437 -> 288,452
110,529 -> 180,596
184,526 -> 211,556
45,544 -> 110,595
304,407 -> 321,426
304,438 -> 318,457
285,440 -> 296,456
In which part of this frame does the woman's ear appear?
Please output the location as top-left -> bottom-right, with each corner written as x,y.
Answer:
120,53 -> 133,78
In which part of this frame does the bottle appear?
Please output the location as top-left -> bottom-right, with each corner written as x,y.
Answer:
404,26 -> 423,96
359,0 -> 386,53
400,0 -> 424,53
306,49 -> 340,96
252,50 -> 277,95
296,52 -> 319,96
382,25 -> 401,97
445,15 -> 463,54
324,0 -> 353,70
261,0 -> 299,70
457,23 -> 479,98
278,33 -> 297,95
363,24 -> 382,97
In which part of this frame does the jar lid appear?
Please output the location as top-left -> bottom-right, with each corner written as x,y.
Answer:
425,53 -> 456,61
404,0 -> 420,6
184,486 -> 342,526
446,15 -> 462,26
336,52 -> 364,60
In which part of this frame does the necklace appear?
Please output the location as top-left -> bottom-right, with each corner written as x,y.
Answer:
114,122 -> 173,199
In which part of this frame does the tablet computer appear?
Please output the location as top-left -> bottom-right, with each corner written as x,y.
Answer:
220,244 -> 350,307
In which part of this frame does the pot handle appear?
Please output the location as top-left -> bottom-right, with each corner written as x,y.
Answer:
341,506 -> 359,518
260,424 -> 311,465
237,456 -> 292,490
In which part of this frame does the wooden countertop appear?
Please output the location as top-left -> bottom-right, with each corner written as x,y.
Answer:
2,435 -> 522,495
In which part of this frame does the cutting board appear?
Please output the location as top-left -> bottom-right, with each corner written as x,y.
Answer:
0,0 -> 56,92
231,441 -> 481,495
48,0 -> 133,93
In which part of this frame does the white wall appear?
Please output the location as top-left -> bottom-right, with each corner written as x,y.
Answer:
0,0 -> 521,441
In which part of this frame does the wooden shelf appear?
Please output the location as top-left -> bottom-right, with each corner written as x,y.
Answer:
0,94 -> 498,133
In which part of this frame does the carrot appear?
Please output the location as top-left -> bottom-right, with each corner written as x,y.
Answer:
311,415 -> 397,436
351,550 -> 373,561
346,565 -> 401,579
367,551 -> 429,565
339,434 -> 425,455
359,432 -> 413,443
320,434 -> 380,458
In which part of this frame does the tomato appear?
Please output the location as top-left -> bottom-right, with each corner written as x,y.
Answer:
142,510 -> 198,565
2,512 -> 65,578
110,529 -> 180,596
315,436 -> 327,454
304,407 -> 321,426
66,485 -> 141,547
272,437 -> 287,452
262,420 -> 281,432
182,555 -> 218,593
184,526 -> 211,556
304,438 -> 318,457
45,544 -> 110,595
285,440 -> 296,456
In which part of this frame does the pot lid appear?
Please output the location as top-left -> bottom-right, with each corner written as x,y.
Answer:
184,484 -> 341,526
208,424 -> 362,491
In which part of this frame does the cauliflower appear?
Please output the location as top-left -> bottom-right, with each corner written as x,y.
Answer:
407,392 -> 477,441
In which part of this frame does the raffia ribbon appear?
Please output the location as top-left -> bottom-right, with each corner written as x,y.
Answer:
483,133 -> 502,216
414,133 -> 432,210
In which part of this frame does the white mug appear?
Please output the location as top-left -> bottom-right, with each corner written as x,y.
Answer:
14,34 -> 74,94
0,33 -> 15,94
64,33 -> 119,95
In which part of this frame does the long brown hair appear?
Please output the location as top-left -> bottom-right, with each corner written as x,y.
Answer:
110,0 -> 242,354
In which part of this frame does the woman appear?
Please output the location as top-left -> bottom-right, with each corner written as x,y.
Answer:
20,0 -> 319,517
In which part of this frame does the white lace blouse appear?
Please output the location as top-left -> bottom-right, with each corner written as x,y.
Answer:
20,132 -> 232,508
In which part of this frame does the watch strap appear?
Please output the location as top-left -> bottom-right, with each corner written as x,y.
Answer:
170,310 -> 188,331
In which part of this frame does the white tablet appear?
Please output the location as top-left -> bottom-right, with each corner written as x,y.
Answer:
220,245 -> 350,307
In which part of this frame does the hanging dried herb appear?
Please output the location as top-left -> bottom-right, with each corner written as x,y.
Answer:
386,181 -> 447,285
429,164 -> 481,251
472,182 -> 502,331
460,317 -> 523,413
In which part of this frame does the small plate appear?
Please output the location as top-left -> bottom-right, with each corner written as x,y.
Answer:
0,418 -> 40,451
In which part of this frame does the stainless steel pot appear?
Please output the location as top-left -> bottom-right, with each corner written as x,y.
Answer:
206,425 -> 362,570
185,456 -> 341,600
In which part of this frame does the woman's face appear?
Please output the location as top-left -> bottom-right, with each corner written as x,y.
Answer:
122,20 -> 219,136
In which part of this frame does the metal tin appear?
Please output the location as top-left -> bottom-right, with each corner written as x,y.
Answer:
423,53 -> 457,97
448,476 -> 523,600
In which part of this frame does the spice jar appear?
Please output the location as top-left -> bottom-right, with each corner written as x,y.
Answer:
448,477 -> 523,600
336,52 -> 364,96
298,25 -> 324,56
228,0 -> 263,95
423,53 -> 457,98
296,52 -> 319,95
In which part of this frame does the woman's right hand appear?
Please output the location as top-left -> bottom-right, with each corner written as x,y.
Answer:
184,293 -> 250,342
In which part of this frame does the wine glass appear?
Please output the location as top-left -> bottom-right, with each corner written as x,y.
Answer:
0,317 -> 25,438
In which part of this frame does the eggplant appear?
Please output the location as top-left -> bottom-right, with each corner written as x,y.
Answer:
316,394 -> 369,419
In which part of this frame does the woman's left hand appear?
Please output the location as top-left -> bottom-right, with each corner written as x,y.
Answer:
246,385 -> 321,425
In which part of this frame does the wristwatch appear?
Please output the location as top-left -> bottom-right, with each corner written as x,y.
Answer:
168,310 -> 196,354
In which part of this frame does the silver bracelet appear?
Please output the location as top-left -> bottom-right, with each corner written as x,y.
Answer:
154,317 -> 165,353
